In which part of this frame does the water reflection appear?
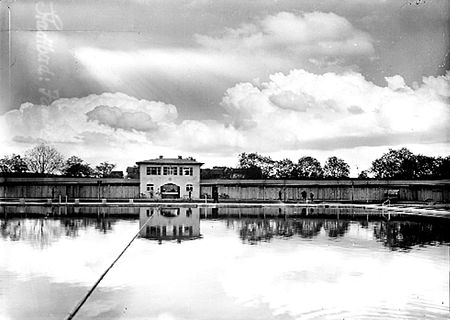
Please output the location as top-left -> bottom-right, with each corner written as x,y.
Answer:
373,221 -> 450,250
324,220 -> 350,238
139,207 -> 201,242
200,206 -> 381,218
229,219 -> 350,244
0,217 -> 118,248
1,205 -> 449,250
0,205 -> 139,216
0,206 -> 449,320
227,217 -> 450,249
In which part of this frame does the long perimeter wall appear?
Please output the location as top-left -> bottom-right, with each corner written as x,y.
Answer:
200,179 -> 450,203
0,177 -> 140,199
1,177 -> 449,203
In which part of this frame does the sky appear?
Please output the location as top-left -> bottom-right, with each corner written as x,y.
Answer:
0,0 -> 449,175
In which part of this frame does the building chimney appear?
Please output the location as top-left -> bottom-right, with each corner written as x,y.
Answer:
159,155 -> 163,159
178,155 -> 182,159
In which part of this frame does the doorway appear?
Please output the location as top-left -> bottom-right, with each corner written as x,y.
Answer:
160,183 -> 180,199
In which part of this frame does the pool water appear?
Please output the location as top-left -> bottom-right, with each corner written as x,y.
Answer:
1,207 -> 449,319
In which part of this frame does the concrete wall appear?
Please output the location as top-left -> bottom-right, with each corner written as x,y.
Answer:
1,177 -> 449,203
200,179 -> 450,203
0,177 -> 140,199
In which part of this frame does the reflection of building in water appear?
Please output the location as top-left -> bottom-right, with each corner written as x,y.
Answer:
139,207 -> 201,241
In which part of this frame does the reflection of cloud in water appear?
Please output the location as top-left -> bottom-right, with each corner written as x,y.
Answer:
219,237 -> 449,319
0,219 -> 137,285
0,213 -> 449,320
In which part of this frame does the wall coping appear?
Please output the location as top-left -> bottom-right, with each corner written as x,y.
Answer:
200,179 -> 450,187
1,177 -> 449,187
0,177 -> 140,185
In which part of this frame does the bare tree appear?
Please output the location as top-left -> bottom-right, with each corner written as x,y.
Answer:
25,143 -> 64,174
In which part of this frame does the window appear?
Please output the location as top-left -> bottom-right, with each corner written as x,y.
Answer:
146,184 -> 154,192
163,167 -> 177,175
147,167 -> 161,175
186,184 -> 193,192
182,167 -> 193,176
161,208 -> 180,217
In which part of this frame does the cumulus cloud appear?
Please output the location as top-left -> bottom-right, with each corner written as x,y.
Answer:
196,11 -> 374,57
385,75 -> 409,92
269,91 -> 311,111
221,70 -> 449,150
0,71 -> 448,172
347,105 -> 364,115
86,105 -> 159,132
0,92 -> 177,143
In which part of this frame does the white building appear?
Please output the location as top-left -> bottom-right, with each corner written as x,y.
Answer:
137,156 -> 203,199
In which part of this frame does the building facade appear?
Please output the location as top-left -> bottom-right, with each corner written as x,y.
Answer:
137,156 -> 203,199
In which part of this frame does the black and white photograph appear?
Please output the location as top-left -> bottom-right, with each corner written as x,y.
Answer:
0,0 -> 449,319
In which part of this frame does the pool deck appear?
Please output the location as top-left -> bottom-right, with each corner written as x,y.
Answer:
1,199 -> 449,219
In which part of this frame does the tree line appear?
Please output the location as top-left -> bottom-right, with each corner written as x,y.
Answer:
1,144 -> 449,179
0,143 -> 117,178
203,148 -> 450,179
237,153 -> 350,179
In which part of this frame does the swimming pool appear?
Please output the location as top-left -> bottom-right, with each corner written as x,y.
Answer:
1,206 -> 449,319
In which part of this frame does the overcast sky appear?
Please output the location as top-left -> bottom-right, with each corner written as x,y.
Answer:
0,0 -> 449,175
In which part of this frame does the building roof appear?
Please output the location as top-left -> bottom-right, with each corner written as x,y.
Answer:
136,157 -> 203,166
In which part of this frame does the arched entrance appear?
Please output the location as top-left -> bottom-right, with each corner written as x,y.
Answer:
160,183 -> 180,199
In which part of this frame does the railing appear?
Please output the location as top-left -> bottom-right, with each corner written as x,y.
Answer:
65,213 -> 156,319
